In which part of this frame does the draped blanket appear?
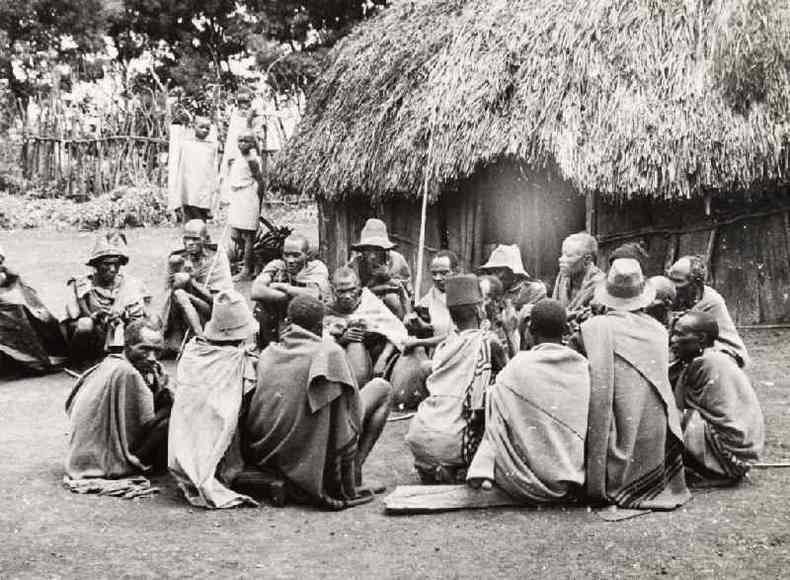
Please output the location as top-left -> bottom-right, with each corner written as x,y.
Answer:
467,343 -> 590,503
168,339 -> 258,509
0,277 -> 66,370
324,288 -> 408,350
245,326 -> 362,507
417,287 -> 454,338
406,329 -> 493,469
172,138 -> 219,211
581,311 -> 690,510
552,265 -> 605,315
675,349 -> 764,478
692,286 -> 750,368
65,355 -> 154,479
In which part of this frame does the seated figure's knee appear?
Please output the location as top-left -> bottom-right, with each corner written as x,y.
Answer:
363,377 -> 393,406
75,317 -> 94,335
172,288 -> 191,305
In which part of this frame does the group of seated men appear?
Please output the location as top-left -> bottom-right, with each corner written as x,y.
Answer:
15,216 -> 764,510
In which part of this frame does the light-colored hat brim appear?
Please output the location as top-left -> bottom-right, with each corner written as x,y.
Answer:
203,317 -> 256,342
593,279 -> 656,311
352,237 -> 396,250
478,260 -> 529,279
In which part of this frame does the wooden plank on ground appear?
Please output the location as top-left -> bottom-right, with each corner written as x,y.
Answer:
384,485 -> 521,515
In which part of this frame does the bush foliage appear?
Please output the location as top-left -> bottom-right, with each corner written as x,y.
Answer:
0,186 -> 173,231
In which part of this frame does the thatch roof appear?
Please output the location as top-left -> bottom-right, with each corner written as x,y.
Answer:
273,0 -> 790,202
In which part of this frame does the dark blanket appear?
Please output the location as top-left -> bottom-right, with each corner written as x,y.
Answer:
582,311 -> 690,510
0,277 -> 66,371
245,325 -> 362,507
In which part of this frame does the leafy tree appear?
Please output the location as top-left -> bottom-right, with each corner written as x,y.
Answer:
0,0 -> 108,107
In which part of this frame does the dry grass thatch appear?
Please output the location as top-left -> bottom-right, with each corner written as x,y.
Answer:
272,0 -> 790,203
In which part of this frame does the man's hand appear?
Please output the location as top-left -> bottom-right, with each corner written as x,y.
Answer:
269,282 -> 292,294
172,272 -> 191,289
340,326 -> 365,345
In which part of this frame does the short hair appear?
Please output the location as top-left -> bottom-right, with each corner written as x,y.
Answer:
610,242 -> 649,272
332,266 -> 359,286
124,319 -> 162,347
284,234 -> 309,253
448,303 -> 479,325
565,232 -> 598,259
529,298 -> 567,338
479,274 -> 503,300
678,311 -> 720,344
683,255 -> 708,286
433,250 -> 459,271
287,295 -> 325,331
648,275 -> 677,304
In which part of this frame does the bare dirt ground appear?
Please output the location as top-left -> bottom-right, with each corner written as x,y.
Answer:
1,226 -> 790,579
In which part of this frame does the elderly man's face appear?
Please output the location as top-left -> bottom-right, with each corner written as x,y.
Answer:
125,327 -> 164,375
283,238 -> 308,275
558,239 -> 588,276
333,276 -> 362,314
430,256 -> 453,293
668,258 -> 696,308
183,234 -> 204,257
670,316 -> 704,362
95,257 -> 122,286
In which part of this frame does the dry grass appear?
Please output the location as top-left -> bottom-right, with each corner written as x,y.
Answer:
274,0 -> 790,203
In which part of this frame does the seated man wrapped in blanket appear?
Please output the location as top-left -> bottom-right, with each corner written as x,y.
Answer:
573,259 -> 690,510
0,243 -> 67,373
168,290 -> 259,509
245,296 -> 392,509
406,274 -> 506,484
467,299 -> 590,503
324,267 -> 408,389
671,312 -> 764,486
64,321 -> 172,489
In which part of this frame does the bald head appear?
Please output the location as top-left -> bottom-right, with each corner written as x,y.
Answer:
183,219 -> 208,240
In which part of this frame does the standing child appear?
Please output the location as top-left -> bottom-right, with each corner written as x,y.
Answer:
224,130 -> 263,281
171,116 -> 219,223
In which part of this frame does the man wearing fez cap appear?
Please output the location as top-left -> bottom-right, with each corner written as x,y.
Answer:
573,258 -> 690,509
406,274 -> 506,484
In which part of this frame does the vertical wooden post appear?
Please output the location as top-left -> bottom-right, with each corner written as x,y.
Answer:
704,227 -> 717,285
585,191 -> 595,234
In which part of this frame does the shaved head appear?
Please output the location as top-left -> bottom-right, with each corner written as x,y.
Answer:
676,311 -> 719,342
183,219 -> 208,240
529,298 -> 568,341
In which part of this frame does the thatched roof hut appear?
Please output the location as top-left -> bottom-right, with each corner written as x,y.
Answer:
273,0 -> 790,323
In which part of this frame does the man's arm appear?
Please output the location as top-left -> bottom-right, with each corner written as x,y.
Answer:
269,282 -> 320,300
373,341 -> 396,377
250,272 -> 288,303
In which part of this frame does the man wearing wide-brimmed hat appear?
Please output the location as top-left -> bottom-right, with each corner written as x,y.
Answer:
406,274 -> 506,484
169,289 -> 258,509
64,231 -> 149,364
574,258 -> 690,510
348,218 -> 413,319
478,244 -> 547,355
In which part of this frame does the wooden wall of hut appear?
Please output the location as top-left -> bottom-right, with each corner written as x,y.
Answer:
317,160 -> 587,297
595,188 -> 790,324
